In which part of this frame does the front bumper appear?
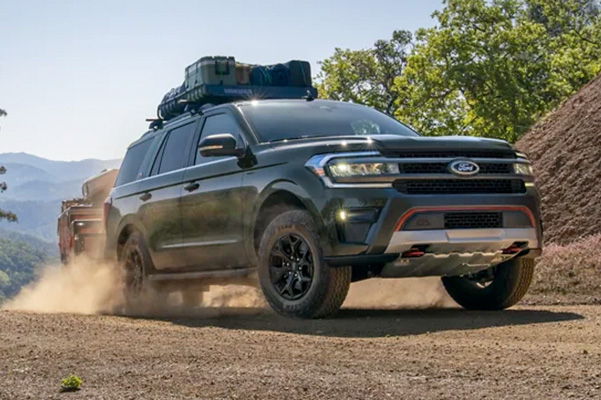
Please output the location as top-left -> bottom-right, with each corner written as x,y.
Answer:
385,227 -> 539,254
321,186 -> 543,277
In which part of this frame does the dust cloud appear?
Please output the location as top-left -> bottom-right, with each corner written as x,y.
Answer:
2,256 -> 125,315
344,277 -> 456,309
3,256 -> 455,316
2,256 -> 266,316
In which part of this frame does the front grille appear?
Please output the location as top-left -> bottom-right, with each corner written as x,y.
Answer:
444,212 -> 503,229
399,162 -> 512,175
388,151 -> 515,159
394,179 -> 526,195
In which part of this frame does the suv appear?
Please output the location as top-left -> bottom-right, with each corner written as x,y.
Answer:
105,99 -> 542,318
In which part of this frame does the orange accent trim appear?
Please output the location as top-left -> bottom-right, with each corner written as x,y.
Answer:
394,205 -> 536,231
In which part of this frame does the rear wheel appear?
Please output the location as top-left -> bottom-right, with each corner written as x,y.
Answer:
442,256 -> 535,310
258,210 -> 351,319
121,232 -> 161,311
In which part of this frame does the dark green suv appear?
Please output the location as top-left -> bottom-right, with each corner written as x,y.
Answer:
104,99 -> 542,318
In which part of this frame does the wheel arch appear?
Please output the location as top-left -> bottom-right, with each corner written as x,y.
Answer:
249,181 -> 326,263
116,222 -> 138,261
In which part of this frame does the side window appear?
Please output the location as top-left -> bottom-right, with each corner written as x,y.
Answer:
195,113 -> 243,165
115,139 -> 153,186
156,122 -> 196,174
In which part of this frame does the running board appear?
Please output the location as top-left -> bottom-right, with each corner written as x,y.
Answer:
147,267 -> 256,282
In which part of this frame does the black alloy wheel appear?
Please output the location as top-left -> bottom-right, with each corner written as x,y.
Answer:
268,234 -> 314,300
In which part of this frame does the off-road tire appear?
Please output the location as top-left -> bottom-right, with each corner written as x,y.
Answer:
121,232 -> 161,311
442,256 -> 535,310
258,210 -> 351,319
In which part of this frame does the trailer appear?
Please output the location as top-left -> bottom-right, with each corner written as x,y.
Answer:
58,169 -> 118,264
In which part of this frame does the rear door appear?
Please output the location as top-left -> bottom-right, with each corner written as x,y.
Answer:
137,120 -> 199,270
179,111 -> 250,270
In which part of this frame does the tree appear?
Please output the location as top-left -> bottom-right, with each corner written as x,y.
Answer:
0,109 -> 16,222
317,30 -> 413,115
317,0 -> 601,142
398,0 -> 557,141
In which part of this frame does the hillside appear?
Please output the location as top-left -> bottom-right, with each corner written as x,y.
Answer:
0,200 -> 60,242
0,230 -> 53,302
1,179 -> 83,201
0,228 -> 58,258
517,74 -> 601,245
0,153 -> 122,184
0,153 -> 121,242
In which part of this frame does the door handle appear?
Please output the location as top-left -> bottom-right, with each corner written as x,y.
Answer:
139,192 -> 152,202
184,182 -> 200,192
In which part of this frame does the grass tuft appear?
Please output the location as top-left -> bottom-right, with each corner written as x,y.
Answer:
60,374 -> 82,393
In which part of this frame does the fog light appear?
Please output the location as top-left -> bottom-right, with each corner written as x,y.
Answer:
513,163 -> 534,176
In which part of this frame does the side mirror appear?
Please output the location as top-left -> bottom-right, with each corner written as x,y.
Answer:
198,133 -> 244,158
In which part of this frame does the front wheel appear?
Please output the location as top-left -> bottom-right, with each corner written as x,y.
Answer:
258,210 -> 351,319
442,256 -> 535,310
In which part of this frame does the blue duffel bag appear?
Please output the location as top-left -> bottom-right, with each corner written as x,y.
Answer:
250,64 -> 290,86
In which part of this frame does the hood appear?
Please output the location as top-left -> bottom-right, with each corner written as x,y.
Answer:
371,135 -> 515,154
266,134 -> 515,157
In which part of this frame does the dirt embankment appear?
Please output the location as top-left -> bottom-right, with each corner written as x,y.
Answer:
517,74 -> 601,245
514,73 -> 601,303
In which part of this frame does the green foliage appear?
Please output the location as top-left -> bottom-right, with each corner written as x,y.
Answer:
317,30 -> 412,115
318,0 -> 601,142
0,235 -> 49,302
0,108 -> 17,222
60,374 -> 83,392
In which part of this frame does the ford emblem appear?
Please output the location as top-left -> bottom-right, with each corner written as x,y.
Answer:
449,160 -> 480,176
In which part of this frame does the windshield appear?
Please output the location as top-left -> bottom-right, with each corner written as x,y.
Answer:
239,100 -> 419,142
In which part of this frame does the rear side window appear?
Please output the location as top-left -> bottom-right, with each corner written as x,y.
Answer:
157,122 -> 196,174
115,139 -> 153,186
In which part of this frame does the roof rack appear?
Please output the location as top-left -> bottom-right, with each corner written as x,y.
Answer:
158,84 -> 317,121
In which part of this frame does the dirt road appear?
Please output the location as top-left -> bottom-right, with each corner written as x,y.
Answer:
1,305 -> 600,400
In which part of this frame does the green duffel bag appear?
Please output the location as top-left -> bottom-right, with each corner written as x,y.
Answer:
185,56 -> 237,89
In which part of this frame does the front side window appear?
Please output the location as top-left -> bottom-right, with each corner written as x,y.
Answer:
115,139 -> 153,186
156,122 -> 196,174
239,100 -> 419,142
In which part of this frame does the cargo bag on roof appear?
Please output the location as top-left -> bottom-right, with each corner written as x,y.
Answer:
250,64 -> 290,86
185,56 -> 237,89
155,55 -> 317,121
157,83 -> 186,120
285,60 -> 311,87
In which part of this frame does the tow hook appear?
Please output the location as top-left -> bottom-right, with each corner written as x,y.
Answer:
402,247 -> 426,258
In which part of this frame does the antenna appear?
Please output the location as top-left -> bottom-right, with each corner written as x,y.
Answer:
303,89 -> 315,102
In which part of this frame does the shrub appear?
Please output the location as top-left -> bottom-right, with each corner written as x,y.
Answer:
60,374 -> 82,392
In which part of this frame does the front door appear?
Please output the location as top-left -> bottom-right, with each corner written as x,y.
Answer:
179,112 -> 249,270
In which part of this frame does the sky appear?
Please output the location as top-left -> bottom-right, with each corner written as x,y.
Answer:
0,0 -> 442,161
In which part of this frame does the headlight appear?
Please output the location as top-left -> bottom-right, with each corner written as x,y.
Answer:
329,162 -> 400,177
513,163 -> 534,176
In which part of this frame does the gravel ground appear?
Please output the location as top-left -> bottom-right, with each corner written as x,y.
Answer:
1,305 -> 600,400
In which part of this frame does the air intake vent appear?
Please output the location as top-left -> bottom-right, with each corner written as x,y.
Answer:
444,212 -> 503,229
